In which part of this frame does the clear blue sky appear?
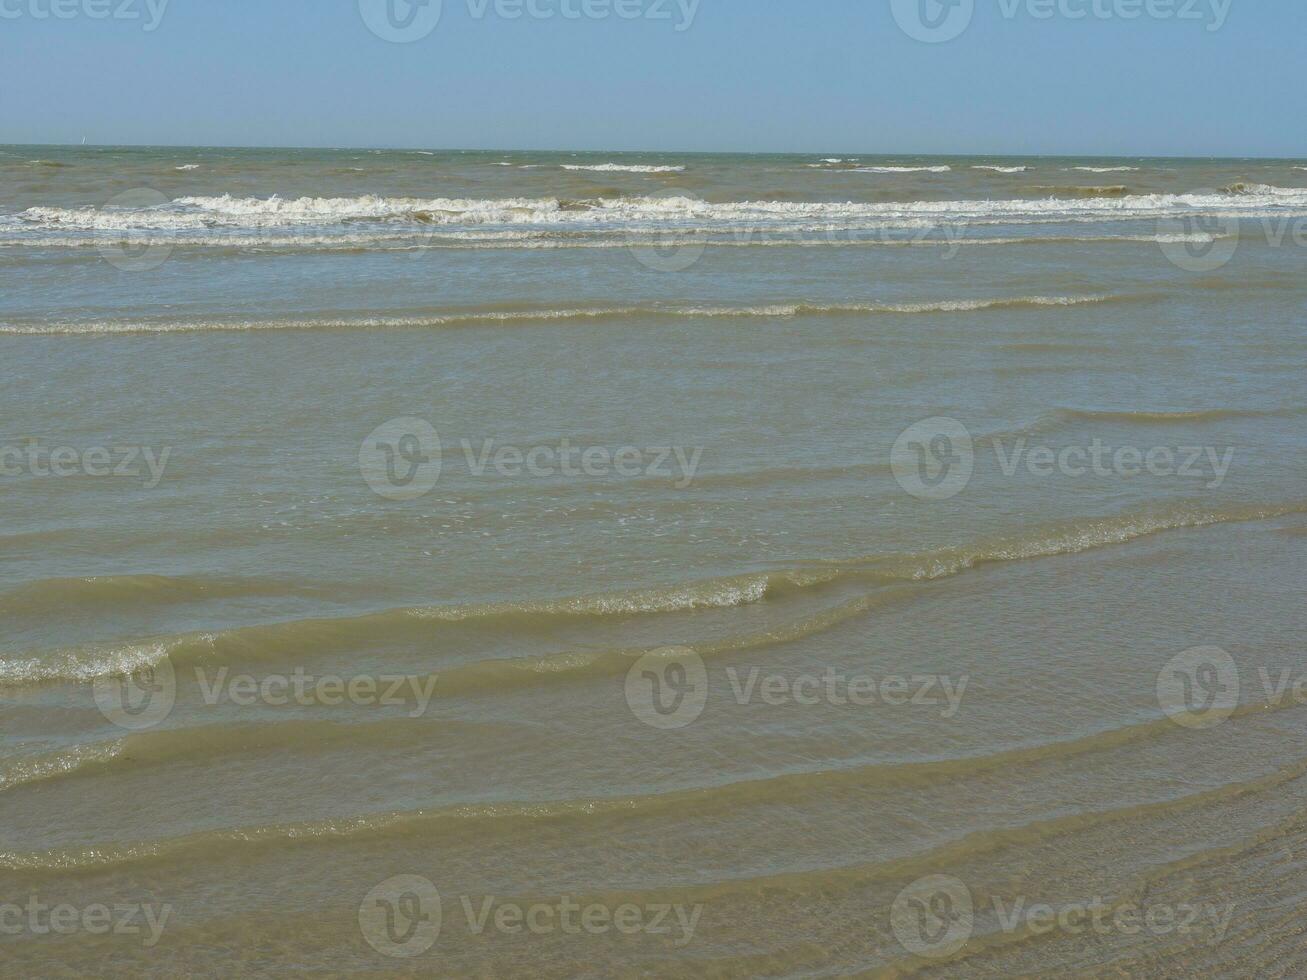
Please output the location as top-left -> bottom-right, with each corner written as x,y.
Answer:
2,0 -> 1302,156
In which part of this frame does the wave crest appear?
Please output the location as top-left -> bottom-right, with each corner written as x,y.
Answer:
3,501 -> 1301,689
560,164 -> 685,173
0,295 -> 1129,335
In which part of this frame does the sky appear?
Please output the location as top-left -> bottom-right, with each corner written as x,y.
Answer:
1,0 -> 1303,156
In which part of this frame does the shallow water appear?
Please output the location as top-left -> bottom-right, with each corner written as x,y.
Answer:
2,145 -> 1306,976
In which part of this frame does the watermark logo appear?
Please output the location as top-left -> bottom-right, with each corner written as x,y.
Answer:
1159,207 -> 1307,273
0,440 -> 173,488
992,438 -> 1235,489
893,418 -> 1238,500
1157,646 -> 1239,729
358,0 -> 443,42
891,418 -> 975,501
98,665 -> 441,730
0,897 -> 173,946
97,188 -> 174,271
360,418 -> 703,499
1157,201 -> 1241,272
359,876 -> 701,955
626,660 -> 969,729
890,0 -> 975,42
360,0 -> 699,40
470,0 -> 700,30
359,875 -> 443,958
890,0 -> 1233,41
726,668 -> 968,717
93,658 -> 177,731
622,214 -> 976,270
626,188 -> 708,272
890,874 -> 1235,957
360,418 -> 443,501
0,0 -> 170,30
460,894 -> 702,944
996,0 -> 1233,31
195,668 -> 439,718
891,875 -> 974,958
625,648 -> 708,730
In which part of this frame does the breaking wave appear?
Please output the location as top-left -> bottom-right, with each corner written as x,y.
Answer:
2,499 -> 1301,689
10,187 -> 1307,240
560,164 -> 685,173
0,295 -> 1129,335
853,165 -> 952,173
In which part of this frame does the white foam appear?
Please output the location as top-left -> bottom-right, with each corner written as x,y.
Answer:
0,640 -> 176,684
174,164 -> 200,171
974,165 -> 1028,173
560,164 -> 686,173
9,188 -> 1307,239
0,296 -> 1117,336
1072,166 -> 1139,172
1227,182 -> 1307,196
1153,232 -> 1217,244
0,230 -> 1224,253
853,166 -> 952,173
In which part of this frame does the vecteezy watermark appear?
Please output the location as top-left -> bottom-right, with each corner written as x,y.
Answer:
193,668 -> 439,718
996,0 -> 1232,30
357,0 -> 443,42
0,0 -> 169,30
891,418 -> 976,501
359,875 -> 703,958
891,417 -> 1237,500
891,0 -> 1232,43
891,875 -> 1235,959
98,183 -> 480,271
1156,646 -> 1240,729
467,0 -> 700,30
94,659 -> 177,730
1156,205 -> 1241,273
360,876 -> 443,958
626,188 -> 708,272
359,418 -> 442,501
88,186 -> 433,272
623,649 -> 968,730
358,0 -> 698,43
624,648 -> 710,730
1157,646 -> 1307,730
724,667 -> 968,718
0,897 -> 173,947
0,439 -> 172,488
890,0 -> 976,43
94,658 -> 441,730
623,189 -> 979,274
725,220 -> 975,257
360,418 -> 703,500
97,188 -> 175,270
1158,205 -> 1307,273
989,437 -> 1235,489
890,875 -> 975,958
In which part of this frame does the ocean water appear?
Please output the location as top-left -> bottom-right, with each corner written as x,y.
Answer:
2,145 -> 1307,976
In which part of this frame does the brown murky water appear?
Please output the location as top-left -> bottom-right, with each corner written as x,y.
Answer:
3,146 -> 1306,976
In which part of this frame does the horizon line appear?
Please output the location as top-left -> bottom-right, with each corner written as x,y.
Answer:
3,141 -> 1303,162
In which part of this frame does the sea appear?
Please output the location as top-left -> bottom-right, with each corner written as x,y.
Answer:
2,145 -> 1306,976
